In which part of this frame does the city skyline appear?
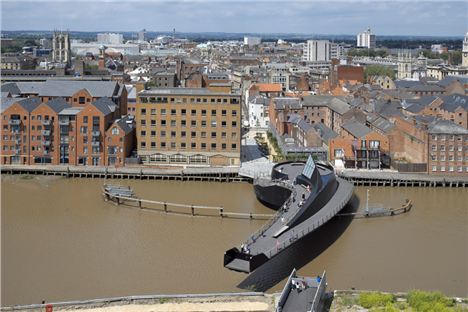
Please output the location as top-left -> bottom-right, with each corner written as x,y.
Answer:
1,0 -> 467,36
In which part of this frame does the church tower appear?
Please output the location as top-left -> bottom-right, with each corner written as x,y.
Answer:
462,32 -> 468,67
397,50 -> 412,80
52,30 -> 71,66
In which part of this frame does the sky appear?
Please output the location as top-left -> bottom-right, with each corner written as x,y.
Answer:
1,0 -> 467,36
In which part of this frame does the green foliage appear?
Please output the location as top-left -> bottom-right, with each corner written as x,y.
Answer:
347,48 -> 389,58
359,292 -> 395,309
407,290 -> 456,312
365,65 -> 395,81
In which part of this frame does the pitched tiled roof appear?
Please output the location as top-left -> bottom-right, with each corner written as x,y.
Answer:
38,80 -> 119,97
91,97 -> 115,115
15,97 -> 42,112
440,94 -> 468,112
342,120 -> 372,138
43,97 -> 71,113
428,119 -> 468,134
252,83 -> 282,92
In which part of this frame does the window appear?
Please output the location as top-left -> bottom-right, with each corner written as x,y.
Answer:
171,131 -> 176,138
151,130 -> 156,137
449,145 -> 454,151
181,109 -> 186,116
221,132 -> 226,138
83,116 -> 88,124
431,154 -> 437,161
191,142 -> 196,149
191,109 -> 196,116
171,142 -> 176,148
232,110 -> 237,117
334,149 -> 345,158
201,132 -> 206,138
161,142 -> 166,148
171,109 -> 176,116
440,166 -> 445,172
458,166 -> 462,172
111,127 -> 119,135
161,131 -> 166,137
440,155 -> 445,161
231,143 -> 237,149
161,109 -> 166,115
161,120 -> 166,126
440,145 -> 445,152
222,143 -> 226,150
211,132 -> 216,138
449,166 -> 454,172
151,120 -> 156,126
211,143 -> 216,149
181,120 -> 186,127
458,146 -> 463,152
369,140 -> 380,148
231,132 -> 237,139
211,120 -> 217,127
211,110 -> 216,116
222,110 -> 227,116
171,120 -> 176,127
201,143 -> 206,149
151,108 -> 156,115
431,145 -> 437,151
221,121 -> 227,127
201,120 -> 207,127
80,126 -> 88,133
181,131 -> 186,138
151,142 -> 156,148
140,108 -> 146,115
232,121 -> 237,127
141,130 -> 146,137
140,120 -> 146,126
191,131 -> 196,138
181,142 -> 186,149
201,110 -> 206,116
79,97 -> 85,104
432,165 -> 437,172
140,141 -> 146,148
191,120 -> 197,127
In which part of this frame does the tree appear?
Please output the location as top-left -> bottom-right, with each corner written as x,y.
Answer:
364,65 -> 395,81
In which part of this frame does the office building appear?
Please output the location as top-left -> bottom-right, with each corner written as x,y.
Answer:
303,40 -> 331,62
97,33 -> 124,45
243,36 -> 261,47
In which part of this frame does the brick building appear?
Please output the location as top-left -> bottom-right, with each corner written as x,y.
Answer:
329,120 -> 390,169
136,88 -> 241,166
1,97 -> 135,166
427,119 -> 468,176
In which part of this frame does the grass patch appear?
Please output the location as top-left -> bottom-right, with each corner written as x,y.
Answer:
158,297 -> 168,304
359,292 -> 395,309
407,290 -> 457,312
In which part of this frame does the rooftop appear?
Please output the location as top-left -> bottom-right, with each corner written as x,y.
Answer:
342,120 -> 372,138
428,119 -> 468,135
140,88 -> 240,97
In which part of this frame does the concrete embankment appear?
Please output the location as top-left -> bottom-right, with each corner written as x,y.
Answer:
1,293 -> 276,312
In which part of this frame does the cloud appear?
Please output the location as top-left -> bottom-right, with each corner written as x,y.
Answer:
1,0 -> 466,36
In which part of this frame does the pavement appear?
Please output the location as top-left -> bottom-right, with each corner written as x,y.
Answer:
239,132 -> 275,179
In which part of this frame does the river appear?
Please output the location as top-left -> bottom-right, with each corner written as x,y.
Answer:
1,175 -> 467,306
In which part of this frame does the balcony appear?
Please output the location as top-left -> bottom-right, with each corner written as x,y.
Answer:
9,119 -> 21,125
92,130 -> 100,137
43,140 -> 51,146
42,130 -> 51,136
59,119 -> 70,126
42,119 -> 51,126
91,141 -> 100,147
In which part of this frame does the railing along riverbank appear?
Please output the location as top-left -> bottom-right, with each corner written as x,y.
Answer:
102,186 -> 275,220
1,164 -> 250,182
1,292 -> 267,311
338,170 -> 468,188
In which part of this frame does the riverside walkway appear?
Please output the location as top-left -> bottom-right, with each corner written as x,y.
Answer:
1,164 -> 248,182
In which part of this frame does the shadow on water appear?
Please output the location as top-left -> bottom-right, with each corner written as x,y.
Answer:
237,194 -> 360,292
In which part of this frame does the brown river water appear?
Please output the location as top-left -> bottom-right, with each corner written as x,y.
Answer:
1,175 -> 467,306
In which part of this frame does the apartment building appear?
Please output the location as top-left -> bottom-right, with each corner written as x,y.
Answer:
136,88 -> 241,166
329,120 -> 390,169
1,97 -> 135,166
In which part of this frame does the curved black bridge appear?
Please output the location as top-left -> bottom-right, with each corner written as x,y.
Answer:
224,156 -> 354,274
